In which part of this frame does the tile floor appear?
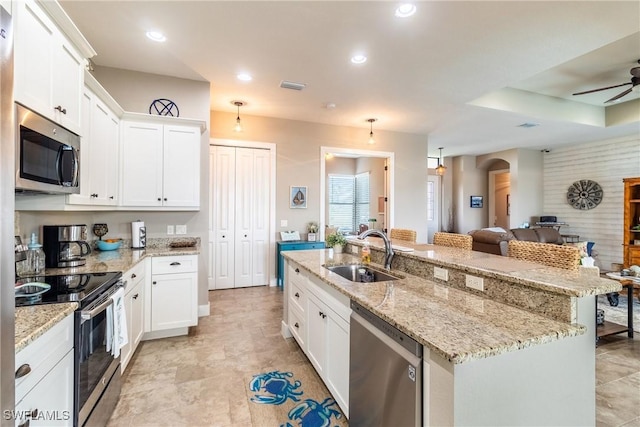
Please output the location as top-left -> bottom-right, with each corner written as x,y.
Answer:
107,286 -> 640,427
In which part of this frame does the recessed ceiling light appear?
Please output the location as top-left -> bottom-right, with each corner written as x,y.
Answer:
351,54 -> 367,64
237,73 -> 252,81
146,31 -> 166,42
395,4 -> 416,18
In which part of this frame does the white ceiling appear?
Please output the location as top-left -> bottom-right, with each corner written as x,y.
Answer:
59,1 -> 640,157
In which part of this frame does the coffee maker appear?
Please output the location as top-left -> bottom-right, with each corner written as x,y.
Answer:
43,225 -> 92,268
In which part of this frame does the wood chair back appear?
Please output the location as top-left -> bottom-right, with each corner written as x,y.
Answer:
507,240 -> 580,271
433,232 -> 473,250
389,228 -> 417,243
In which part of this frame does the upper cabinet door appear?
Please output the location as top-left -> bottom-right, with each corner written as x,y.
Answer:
52,40 -> 84,133
121,121 -> 164,206
162,125 -> 200,207
15,0 -> 55,117
14,0 -> 85,135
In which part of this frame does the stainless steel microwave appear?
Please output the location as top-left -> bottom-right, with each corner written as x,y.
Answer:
15,103 -> 80,194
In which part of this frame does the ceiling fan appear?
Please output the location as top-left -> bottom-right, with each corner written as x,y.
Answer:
572,60 -> 640,103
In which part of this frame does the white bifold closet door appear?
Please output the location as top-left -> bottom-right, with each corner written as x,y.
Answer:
212,146 -> 269,289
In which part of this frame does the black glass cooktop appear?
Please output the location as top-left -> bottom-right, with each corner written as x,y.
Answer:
15,271 -> 122,308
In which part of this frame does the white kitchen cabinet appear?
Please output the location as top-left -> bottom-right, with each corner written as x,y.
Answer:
67,82 -> 120,206
15,313 -> 74,426
211,146 -> 270,289
146,255 -> 198,335
14,0 -> 89,135
285,260 -> 350,416
121,118 -> 201,209
120,261 -> 145,372
287,264 -> 308,349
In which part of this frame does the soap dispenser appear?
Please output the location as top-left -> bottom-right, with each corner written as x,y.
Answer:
27,232 -> 46,276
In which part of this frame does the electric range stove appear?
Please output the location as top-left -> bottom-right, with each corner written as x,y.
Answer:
15,271 -> 123,308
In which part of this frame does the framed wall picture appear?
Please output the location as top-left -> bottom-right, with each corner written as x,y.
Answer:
290,186 -> 307,209
470,195 -> 483,208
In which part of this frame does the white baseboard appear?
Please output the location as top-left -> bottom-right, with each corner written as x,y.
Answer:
281,320 -> 292,339
142,327 -> 189,341
198,303 -> 210,317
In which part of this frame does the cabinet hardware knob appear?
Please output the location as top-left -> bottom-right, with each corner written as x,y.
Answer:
295,268 -> 300,273
244,234 -> 247,238
153,281 -> 157,285
294,322 -> 299,328
131,273 -> 137,279
110,196 -> 114,199
164,198 -> 167,201
133,294 -> 139,299
170,262 -> 181,266
294,292 -> 300,298
222,235 -> 226,238
15,363 -> 31,379
54,105 -> 67,114
157,198 -> 161,201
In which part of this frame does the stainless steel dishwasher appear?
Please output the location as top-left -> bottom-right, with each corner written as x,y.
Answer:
349,301 -> 423,427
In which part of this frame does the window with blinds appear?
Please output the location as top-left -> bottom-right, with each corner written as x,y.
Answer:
328,172 -> 370,233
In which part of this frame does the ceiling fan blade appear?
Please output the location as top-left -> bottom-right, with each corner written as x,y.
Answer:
604,88 -> 633,103
572,82 -> 631,96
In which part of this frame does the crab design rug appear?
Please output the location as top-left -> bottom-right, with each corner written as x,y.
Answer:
245,364 -> 348,427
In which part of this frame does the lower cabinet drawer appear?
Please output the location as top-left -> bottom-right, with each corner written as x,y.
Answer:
152,255 -> 197,274
15,314 -> 74,403
290,280 -> 306,314
289,308 -> 306,349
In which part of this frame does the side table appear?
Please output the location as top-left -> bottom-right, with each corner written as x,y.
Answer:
276,241 -> 325,287
597,273 -> 638,339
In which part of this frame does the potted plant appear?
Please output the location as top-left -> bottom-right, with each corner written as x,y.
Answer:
325,232 -> 347,253
307,222 -> 318,241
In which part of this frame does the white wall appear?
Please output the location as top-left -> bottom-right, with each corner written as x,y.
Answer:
210,111 -> 429,242
452,155 -> 487,233
475,148 -> 543,230
542,135 -> 640,269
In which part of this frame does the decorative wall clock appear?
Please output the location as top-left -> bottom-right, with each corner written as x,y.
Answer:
566,180 -> 603,210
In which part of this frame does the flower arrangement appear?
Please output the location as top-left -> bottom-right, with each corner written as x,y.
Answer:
325,232 -> 347,248
307,222 -> 319,233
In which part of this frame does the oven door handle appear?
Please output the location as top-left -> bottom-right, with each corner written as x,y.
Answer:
80,298 -> 113,322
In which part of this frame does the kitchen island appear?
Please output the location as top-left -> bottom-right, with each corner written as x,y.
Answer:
281,241 -> 619,426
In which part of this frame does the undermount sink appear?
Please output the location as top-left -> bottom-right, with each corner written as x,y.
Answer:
324,264 -> 399,283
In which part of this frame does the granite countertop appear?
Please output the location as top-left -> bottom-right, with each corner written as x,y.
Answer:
350,237 -> 620,297
15,302 -> 78,352
283,249 -> 587,364
16,243 -> 200,354
43,244 -> 200,276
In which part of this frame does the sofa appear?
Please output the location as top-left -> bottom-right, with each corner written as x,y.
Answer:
469,227 -> 564,256
468,228 -> 513,255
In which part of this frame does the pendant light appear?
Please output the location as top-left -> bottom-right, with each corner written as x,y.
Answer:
435,147 -> 447,176
367,118 -> 377,144
232,101 -> 245,132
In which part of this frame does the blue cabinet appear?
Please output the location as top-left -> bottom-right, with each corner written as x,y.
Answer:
277,241 -> 325,287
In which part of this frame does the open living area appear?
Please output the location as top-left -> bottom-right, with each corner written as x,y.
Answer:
2,1 -> 639,426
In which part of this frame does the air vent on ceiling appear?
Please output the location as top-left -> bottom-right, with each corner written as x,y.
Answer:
517,122 -> 539,128
280,80 -> 306,91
